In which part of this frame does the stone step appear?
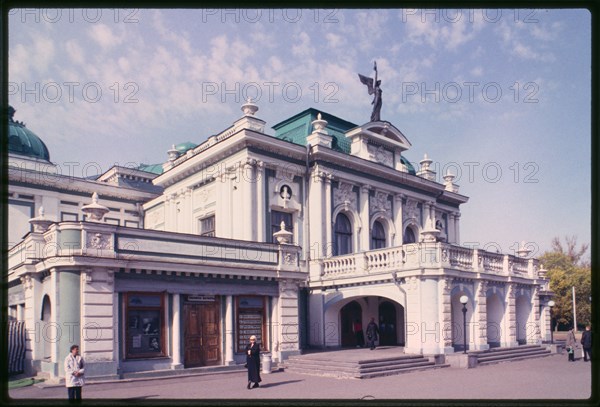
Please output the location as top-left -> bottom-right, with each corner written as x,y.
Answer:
285,353 -> 445,379
359,359 -> 435,374
360,363 -> 450,379
477,352 -> 552,366
476,347 -> 550,362
286,362 -> 450,379
476,344 -> 544,354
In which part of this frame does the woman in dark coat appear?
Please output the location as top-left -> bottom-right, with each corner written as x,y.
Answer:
245,335 -> 261,389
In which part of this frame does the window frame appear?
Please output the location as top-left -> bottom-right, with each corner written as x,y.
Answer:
123,292 -> 167,360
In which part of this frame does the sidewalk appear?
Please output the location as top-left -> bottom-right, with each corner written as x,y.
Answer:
8,354 -> 593,401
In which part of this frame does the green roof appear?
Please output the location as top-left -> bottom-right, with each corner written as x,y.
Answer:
7,107 -> 50,161
272,108 -> 416,175
175,141 -> 197,153
272,108 -> 357,154
138,163 -> 164,175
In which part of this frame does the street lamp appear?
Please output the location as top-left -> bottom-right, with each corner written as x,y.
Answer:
548,300 -> 555,344
460,295 -> 469,354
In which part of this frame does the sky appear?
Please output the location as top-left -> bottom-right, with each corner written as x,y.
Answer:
8,8 -> 591,258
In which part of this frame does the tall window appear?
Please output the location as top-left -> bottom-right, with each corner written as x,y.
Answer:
403,227 -> 416,244
200,215 -> 215,237
124,293 -> 166,359
371,220 -> 386,249
271,211 -> 293,243
334,213 -> 352,256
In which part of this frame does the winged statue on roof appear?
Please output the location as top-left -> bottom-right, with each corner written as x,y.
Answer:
358,61 -> 382,122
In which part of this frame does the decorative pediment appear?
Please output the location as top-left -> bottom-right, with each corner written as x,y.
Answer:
345,121 -> 411,170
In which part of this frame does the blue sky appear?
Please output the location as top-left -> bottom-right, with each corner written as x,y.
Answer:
8,8 -> 591,258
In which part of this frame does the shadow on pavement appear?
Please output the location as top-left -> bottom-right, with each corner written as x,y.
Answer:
259,380 -> 304,388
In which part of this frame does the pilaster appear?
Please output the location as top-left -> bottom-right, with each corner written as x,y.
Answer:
359,185 -> 371,251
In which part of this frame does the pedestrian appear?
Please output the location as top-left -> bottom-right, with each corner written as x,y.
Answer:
64,344 -> 84,402
353,318 -> 365,348
580,325 -> 592,362
366,317 -> 379,350
245,335 -> 261,389
565,327 -> 577,362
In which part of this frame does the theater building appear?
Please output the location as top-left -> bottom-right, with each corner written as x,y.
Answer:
6,100 -> 553,380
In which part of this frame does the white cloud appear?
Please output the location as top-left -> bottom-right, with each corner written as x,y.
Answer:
88,24 -> 123,50
65,40 -> 85,65
292,31 -> 313,58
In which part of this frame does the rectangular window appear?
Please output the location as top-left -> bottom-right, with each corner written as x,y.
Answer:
236,296 -> 267,352
104,217 -> 120,225
200,215 -> 215,237
124,292 -> 166,359
271,211 -> 293,243
61,212 -> 78,221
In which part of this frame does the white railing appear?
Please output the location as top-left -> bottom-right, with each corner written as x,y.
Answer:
479,251 -> 504,274
321,253 -> 356,277
365,246 -> 405,273
317,242 -> 540,281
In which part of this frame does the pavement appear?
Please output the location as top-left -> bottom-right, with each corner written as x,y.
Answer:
6,354 -> 594,403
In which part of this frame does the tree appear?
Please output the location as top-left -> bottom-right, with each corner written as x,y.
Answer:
539,236 -> 591,330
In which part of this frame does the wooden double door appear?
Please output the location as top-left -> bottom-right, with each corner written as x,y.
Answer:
183,300 -> 221,367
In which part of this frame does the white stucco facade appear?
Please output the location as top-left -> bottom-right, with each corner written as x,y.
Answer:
7,101 -> 553,380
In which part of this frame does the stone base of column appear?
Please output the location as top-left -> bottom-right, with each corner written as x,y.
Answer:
171,363 -> 184,370
473,343 -> 490,351
445,353 -> 478,368
224,361 -> 236,366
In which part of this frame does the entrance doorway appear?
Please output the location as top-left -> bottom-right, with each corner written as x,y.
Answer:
378,301 -> 397,346
340,301 -> 362,347
183,299 -> 221,367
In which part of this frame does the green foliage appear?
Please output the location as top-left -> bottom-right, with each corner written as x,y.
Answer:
539,236 -> 591,330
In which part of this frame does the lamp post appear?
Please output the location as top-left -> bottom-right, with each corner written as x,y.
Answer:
548,300 -> 555,344
460,295 -> 469,354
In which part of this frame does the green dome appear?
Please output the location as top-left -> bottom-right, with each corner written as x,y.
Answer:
7,106 -> 50,161
175,141 -> 197,153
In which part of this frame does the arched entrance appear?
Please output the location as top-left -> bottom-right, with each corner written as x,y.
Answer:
486,293 -> 504,348
378,301 -> 398,346
340,300 -> 362,347
516,295 -> 532,345
41,295 -> 51,360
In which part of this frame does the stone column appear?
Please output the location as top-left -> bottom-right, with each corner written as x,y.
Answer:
423,202 -> 432,231
419,278 -> 442,354
473,280 -> 490,351
447,213 -> 456,244
243,160 -> 256,241
504,284 -> 518,347
224,295 -> 234,365
323,173 -> 333,257
172,293 -> 183,369
404,277 -> 422,354
393,194 -> 404,246
21,274 -> 42,372
359,185 -> 371,251
439,277 -> 454,353
454,212 -> 461,244
255,161 -> 265,242
308,168 -> 325,261
184,187 -> 193,234
277,280 -> 300,362
530,287 -> 541,344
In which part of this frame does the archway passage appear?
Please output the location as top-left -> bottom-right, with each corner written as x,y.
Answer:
486,293 -> 504,348
340,301 -> 362,347
41,295 -> 51,360
378,301 -> 398,345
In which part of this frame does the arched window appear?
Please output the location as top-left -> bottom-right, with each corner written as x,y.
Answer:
371,221 -> 386,250
403,226 -> 416,244
334,213 -> 352,256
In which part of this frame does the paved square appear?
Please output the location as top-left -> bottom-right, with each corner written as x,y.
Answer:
8,355 -> 592,401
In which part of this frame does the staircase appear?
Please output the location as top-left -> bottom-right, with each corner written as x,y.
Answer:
473,345 -> 552,366
284,349 -> 449,379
